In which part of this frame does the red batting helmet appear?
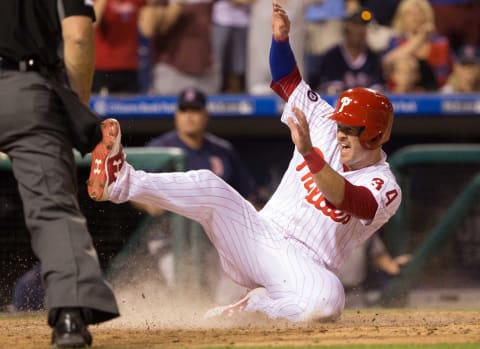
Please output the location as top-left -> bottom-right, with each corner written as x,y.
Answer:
329,87 -> 394,149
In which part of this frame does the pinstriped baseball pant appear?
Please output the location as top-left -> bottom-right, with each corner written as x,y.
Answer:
110,164 -> 345,322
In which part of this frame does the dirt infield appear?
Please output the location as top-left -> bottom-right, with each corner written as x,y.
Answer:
2,308 -> 480,348
2,283 -> 480,348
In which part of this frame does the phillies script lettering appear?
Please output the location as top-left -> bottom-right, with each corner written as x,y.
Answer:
296,150 -> 351,224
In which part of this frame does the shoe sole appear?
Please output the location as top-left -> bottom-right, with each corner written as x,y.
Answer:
87,119 -> 120,201
53,333 -> 92,348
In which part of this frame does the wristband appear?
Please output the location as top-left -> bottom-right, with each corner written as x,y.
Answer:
304,147 -> 326,174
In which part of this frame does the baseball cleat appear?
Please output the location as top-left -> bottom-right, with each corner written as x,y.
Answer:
203,287 -> 267,319
87,118 -> 124,201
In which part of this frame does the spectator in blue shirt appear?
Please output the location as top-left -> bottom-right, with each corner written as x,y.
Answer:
309,7 -> 384,94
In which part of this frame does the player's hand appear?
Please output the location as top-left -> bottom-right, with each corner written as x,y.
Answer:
272,1 -> 290,41
376,253 -> 412,275
287,106 -> 313,156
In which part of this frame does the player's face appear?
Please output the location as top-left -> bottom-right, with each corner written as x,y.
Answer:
175,109 -> 209,137
336,123 -> 372,170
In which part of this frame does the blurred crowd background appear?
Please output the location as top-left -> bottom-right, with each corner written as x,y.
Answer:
93,0 -> 480,97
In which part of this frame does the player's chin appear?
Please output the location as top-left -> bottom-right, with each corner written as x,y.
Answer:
339,150 -> 352,164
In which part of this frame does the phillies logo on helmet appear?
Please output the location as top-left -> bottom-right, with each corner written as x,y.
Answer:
338,96 -> 352,113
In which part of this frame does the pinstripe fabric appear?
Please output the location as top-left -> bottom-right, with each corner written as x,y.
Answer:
107,80 -> 401,322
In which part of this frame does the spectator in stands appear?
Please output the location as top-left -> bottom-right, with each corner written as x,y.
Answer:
386,53 -> 438,93
213,0 -> 256,94
303,0 -> 395,81
441,45 -> 480,94
304,0 -> 345,84
141,0 -> 220,95
359,0 -> 399,53
430,0 -> 480,53
137,87 -> 258,295
92,0 -> 152,94
382,0 -> 453,88
360,0 -> 401,27
247,0 -> 311,95
309,7 -> 384,94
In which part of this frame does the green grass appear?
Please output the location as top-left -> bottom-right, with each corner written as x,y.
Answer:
90,344 -> 480,349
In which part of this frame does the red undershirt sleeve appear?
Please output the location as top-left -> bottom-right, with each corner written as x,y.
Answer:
337,180 -> 378,221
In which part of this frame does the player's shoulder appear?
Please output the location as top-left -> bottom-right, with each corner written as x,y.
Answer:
146,130 -> 178,147
350,168 -> 401,213
290,81 -> 334,114
204,133 -> 234,152
350,158 -> 400,193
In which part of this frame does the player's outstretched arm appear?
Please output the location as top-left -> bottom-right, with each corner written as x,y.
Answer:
287,107 -> 378,220
272,1 -> 289,42
269,1 -> 302,101
287,107 -> 346,206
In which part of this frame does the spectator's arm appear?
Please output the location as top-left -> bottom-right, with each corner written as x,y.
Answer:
382,23 -> 434,76
131,201 -> 166,216
62,15 -> 95,105
93,0 -> 108,27
370,233 -> 411,275
138,1 -> 184,38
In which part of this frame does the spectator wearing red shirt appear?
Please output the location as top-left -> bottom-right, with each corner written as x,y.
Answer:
93,0 -> 149,94
140,0 -> 220,95
430,0 -> 480,52
382,0 -> 453,88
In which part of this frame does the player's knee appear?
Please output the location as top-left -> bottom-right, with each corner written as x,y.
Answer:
307,283 -> 345,322
307,301 -> 343,322
281,296 -> 343,322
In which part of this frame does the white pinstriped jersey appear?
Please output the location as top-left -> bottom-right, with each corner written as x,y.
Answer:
259,80 -> 402,272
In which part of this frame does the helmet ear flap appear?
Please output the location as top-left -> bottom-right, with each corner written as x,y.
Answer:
361,133 -> 383,149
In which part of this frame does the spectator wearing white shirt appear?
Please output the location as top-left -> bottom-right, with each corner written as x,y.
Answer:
212,0 -> 256,93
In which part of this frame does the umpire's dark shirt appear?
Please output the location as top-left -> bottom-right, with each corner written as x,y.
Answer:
0,0 -> 95,71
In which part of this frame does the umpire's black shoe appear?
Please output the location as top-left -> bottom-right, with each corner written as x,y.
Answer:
51,308 -> 93,348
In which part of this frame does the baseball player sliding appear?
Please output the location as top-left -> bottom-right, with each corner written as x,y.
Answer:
87,1 -> 401,322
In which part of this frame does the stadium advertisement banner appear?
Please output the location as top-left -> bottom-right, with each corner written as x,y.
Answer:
91,94 -> 480,118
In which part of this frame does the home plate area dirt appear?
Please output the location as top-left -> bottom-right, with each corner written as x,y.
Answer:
2,308 -> 480,348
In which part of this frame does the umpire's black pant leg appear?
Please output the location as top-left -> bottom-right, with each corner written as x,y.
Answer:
9,135 -> 119,323
4,73 -> 119,324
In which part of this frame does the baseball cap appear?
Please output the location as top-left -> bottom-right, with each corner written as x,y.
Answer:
455,45 -> 480,65
344,7 -> 373,25
177,87 -> 207,111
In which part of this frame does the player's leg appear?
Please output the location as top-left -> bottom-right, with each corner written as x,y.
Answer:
112,165 -> 344,322
88,123 -> 282,288
88,120 -> 344,323
111,164 -> 282,285
211,241 -> 345,322
244,243 -> 345,322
